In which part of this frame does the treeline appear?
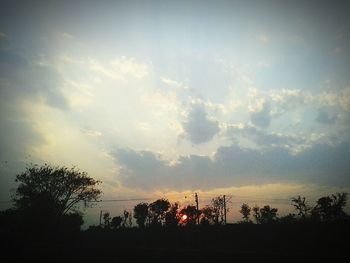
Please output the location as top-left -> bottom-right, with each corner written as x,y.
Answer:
239,193 -> 348,224
96,196 -> 228,230
95,192 -> 349,230
0,164 -> 349,236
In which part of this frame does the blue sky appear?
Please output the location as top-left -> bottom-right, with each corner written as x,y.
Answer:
1,0 -> 350,222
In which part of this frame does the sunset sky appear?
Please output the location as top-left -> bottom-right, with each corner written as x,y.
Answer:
1,0 -> 350,223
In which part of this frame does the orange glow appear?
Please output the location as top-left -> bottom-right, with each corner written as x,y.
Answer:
181,214 -> 188,221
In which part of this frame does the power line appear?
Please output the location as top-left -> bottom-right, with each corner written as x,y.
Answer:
91,198 -> 153,203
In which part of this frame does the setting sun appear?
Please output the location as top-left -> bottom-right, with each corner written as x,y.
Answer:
181,214 -> 188,221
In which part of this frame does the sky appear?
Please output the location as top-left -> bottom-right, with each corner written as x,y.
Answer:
1,0 -> 350,223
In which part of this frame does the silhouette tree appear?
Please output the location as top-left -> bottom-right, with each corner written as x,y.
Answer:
239,203 -> 252,222
291,196 -> 310,219
211,196 -> 225,225
133,203 -> 149,228
311,192 -> 348,221
149,198 -> 170,226
180,205 -> 199,226
14,164 -> 101,216
111,216 -> 123,229
200,206 -> 215,225
253,205 -> 278,224
165,202 -> 180,227
11,164 -> 101,232
122,210 -> 132,227
103,212 -> 111,228
252,205 -> 261,223
278,213 -> 297,224
260,205 -> 278,224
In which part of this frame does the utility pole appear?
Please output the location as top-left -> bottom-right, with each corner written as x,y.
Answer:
223,195 -> 227,225
99,210 -> 102,226
195,193 -> 199,225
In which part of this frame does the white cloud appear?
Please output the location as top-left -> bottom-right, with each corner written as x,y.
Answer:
111,56 -> 149,79
88,56 -> 150,81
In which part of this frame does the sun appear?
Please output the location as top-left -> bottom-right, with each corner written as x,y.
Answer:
181,214 -> 188,221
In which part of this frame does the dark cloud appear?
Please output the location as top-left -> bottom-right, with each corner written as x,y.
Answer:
0,48 -> 69,110
112,142 -> 350,191
182,104 -> 220,144
250,100 -> 271,128
0,46 -> 68,201
316,109 -> 338,125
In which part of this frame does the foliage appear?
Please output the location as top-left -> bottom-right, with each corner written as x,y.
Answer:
103,212 -> 111,228
211,196 -> 225,225
311,192 -> 348,221
200,206 -> 216,225
122,210 -> 132,227
111,216 -> 123,229
14,164 -> 101,216
253,205 -> 278,224
133,203 -> 149,228
278,213 -> 297,224
239,203 -> 251,222
165,202 -> 180,227
291,196 -> 310,219
149,198 -> 171,226
180,205 -> 199,226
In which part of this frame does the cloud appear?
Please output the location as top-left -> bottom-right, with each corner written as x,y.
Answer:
89,56 -> 150,81
269,89 -> 309,116
250,99 -> 271,128
182,103 -> 220,144
316,109 -> 338,125
113,141 -> 350,191
270,88 -> 350,113
0,46 -> 70,200
0,48 -> 69,110
226,124 -> 306,148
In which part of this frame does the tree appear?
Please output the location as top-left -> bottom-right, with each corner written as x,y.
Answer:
200,206 -> 215,225
211,196 -> 225,225
312,192 -> 348,221
149,198 -> 170,226
133,203 -> 149,228
103,212 -> 111,228
291,196 -> 310,219
12,164 -> 101,232
252,205 -> 261,224
259,205 -> 278,224
180,205 -> 199,226
239,203 -> 251,222
278,213 -> 297,224
253,205 -> 278,224
165,202 -> 180,227
111,216 -> 123,229
14,164 -> 102,216
122,210 -> 132,227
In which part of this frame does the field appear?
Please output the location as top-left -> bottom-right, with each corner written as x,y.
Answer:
3,221 -> 349,262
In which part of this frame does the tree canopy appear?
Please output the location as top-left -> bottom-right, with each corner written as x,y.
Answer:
14,164 -> 102,216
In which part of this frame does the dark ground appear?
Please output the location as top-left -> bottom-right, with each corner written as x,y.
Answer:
2,221 -> 349,262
